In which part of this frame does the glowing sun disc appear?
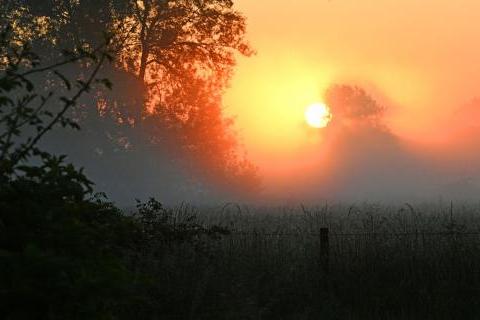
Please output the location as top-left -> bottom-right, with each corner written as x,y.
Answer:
305,102 -> 332,128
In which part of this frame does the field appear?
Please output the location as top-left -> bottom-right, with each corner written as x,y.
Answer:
152,202 -> 480,319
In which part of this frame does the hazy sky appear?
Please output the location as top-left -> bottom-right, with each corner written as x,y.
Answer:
223,0 -> 480,198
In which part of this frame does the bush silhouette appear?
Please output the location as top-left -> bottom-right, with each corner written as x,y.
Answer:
0,26 -> 229,319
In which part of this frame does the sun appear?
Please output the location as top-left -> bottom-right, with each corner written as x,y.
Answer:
305,102 -> 332,128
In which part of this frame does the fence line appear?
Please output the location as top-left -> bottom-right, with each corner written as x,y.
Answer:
227,231 -> 480,237
222,228 -> 480,271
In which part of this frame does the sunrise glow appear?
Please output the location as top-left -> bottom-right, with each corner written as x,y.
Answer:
304,102 -> 332,128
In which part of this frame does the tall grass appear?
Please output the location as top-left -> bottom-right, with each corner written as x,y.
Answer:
153,202 -> 480,319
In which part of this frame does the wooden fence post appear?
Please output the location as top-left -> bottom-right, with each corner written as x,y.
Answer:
320,227 -> 330,274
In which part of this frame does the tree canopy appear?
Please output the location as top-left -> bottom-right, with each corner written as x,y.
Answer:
1,0 -> 260,199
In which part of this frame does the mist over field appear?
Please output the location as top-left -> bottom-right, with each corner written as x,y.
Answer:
8,0 -> 478,207
264,98 -> 480,204
39,82 -> 480,206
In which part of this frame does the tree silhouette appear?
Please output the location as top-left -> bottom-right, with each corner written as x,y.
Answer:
113,0 -> 257,194
1,0 -> 260,198
325,84 -> 385,127
117,0 -> 252,82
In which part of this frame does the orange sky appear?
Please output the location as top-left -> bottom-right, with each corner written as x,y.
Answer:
224,0 -> 480,190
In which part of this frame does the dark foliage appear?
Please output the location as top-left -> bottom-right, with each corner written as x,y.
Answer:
0,26 -> 230,319
0,159 -> 140,319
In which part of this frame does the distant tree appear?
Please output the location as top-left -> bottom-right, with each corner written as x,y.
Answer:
324,84 -> 386,127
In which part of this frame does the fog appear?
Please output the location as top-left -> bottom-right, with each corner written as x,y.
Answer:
39,78 -> 480,206
258,87 -> 480,204
26,0 -> 480,206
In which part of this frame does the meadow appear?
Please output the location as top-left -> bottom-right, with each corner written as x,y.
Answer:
153,202 -> 480,319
